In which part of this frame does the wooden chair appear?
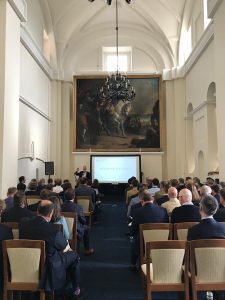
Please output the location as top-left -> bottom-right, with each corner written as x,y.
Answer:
61,212 -> 77,251
139,223 -> 173,264
3,239 -> 46,300
190,239 -> 225,300
76,196 -> 92,226
141,240 -> 189,300
173,222 -> 199,240
26,195 -> 40,206
2,222 -> 19,239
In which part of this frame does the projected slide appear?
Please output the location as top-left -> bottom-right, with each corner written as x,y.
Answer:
91,155 -> 141,183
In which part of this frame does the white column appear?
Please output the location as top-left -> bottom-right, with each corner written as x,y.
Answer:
0,0 -> 26,197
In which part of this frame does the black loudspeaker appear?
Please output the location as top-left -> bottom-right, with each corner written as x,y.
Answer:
45,161 -> 54,175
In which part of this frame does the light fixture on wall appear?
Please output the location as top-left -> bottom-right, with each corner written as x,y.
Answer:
97,0 -> 135,105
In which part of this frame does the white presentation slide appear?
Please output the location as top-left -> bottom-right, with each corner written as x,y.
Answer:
91,156 -> 140,183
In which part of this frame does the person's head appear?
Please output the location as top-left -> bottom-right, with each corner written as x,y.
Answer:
170,179 -> 178,187
141,190 -> 153,204
19,176 -> 25,183
80,177 -> 87,185
220,188 -> 225,207
48,178 -> 53,185
178,188 -> 192,205
131,178 -> 139,187
86,179 -> 92,187
138,185 -> 148,199
163,182 -> 170,193
28,180 -> 37,191
200,185 -> 212,197
193,177 -> 201,185
37,200 -> 54,222
49,196 -> 61,222
200,195 -> 218,217
83,165 -> 87,172
152,178 -> 159,187
92,179 -> 99,188
206,177 -> 214,186
7,187 -> 17,197
178,178 -> 185,185
54,178 -> 62,186
168,187 -> 178,199
13,192 -> 26,208
62,182 -> 72,191
64,188 -> 75,201
220,182 -> 225,188
40,189 -> 51,200
38,178 -> 45,186
211,184 -> 220,195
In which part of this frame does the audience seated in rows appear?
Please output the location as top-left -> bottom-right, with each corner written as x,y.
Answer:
61,188 -> 94,255
5,187 -> 17,210
127,184 -> 148,219
53,178 -> 63,194
19,200 -> 81,296
155,182 -> 170,206
171,188 -> 201,223
75,177 -> 95,211
154,180 -> 168,200
1,192 -> 33,222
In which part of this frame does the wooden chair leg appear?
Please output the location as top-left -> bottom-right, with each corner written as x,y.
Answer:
40,290 -> 45,300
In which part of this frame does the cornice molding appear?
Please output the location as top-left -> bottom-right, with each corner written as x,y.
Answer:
186,100 -> 216,117
8,0 -> 27,22
208,0 -> 223,18
20,25 -> 53,79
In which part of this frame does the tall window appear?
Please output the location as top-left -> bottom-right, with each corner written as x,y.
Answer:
102,46 -> 132,72
203,0 -> 211,29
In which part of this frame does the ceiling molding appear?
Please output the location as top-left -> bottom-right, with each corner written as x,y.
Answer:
208,0 -> 223,18
8,0 -> 27,22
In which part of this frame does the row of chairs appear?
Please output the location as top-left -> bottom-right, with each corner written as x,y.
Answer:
26,195 -> 93,226
141,239 -> 225,300
2,212 -> 77,251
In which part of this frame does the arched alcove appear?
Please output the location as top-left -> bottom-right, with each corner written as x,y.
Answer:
198,151 -> 205,181
186,102 -> 195,173
206,82 -> 218,172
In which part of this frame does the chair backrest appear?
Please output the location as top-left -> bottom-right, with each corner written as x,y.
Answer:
3,239 -> 45,289
26,195 -> 40,206
2,222 -> 19,239
145,240 -> 189,284
139,223 -> 173,264
190,239 -> 225,284
174,222 -> 199,240
76,196 -> 91,213
61,212 -> 77,250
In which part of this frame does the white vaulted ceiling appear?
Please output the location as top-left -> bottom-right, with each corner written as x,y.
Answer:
43,0 -> 191,78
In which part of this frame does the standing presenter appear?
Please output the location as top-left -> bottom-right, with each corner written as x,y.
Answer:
74,165 -> 91,180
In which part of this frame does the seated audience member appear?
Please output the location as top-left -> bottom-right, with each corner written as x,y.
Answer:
27,188 -> 51,212
0,199 -> 6,221
5,187 -> 17,210
177,178 -> 186,193
46,178 -> 54,189
124,177 -> 135,201
17,176 -> 26,192
211,184 -> 221,203
53,178 -> 63,194
126,178 -> 139,205
155,182 -> 170,206
0,223 -> 13,297
206,177 -> 214,186
154,180 -> 168,200
170,178 -> 179,189
75,177 -> 95,210
187,182 -> 201,206
171,188 -> 201,223
50,196 -> 69,240
200,185 -> 212,199
1,192 -> 33,222
61,188 -> 94,255
148,178 -> 160,196
220,181 -> 225,189
127,184 -> 148,219
130,191 -> 168,271
36,178 -> 46,195
19,200 -> 81,296
25,179 -> 38,195
187,195 -> 225,240
213,188 -> 225,222
193,176 -> 201,186
92,179 -> 103,203
161,187 -> 180,215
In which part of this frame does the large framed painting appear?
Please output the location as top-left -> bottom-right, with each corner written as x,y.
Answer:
73,75 -> 163,151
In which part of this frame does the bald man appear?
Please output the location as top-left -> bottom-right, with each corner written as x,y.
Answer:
161,187 -> 180,215
19,200 -> 81,296
171,188 -> 201,223
74,165 -> 91,180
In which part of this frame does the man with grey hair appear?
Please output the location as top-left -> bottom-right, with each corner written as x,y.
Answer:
187,195 -> 225,240
200,185 -> 212,198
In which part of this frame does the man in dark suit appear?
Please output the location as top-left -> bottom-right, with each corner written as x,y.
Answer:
17,176 -> 26,192
1,192 -> 33,222
130,191 -> 169,271
171,188 -> 201,223
74,165 -> 91,180
61,188 -> 94,255
0,224 -> 13,297
187,195 -> 225,240
214,188 -> 225,221
19,200 -> 81,297
75,177 -> 95,210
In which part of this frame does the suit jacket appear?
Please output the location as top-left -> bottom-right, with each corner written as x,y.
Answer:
0,224 -> 13,287
131,203 -> 169,237
171,204 -> 201,223
75,184 -> 95,208
1,206 -> 34,223
187,218 -> 225,240
74,170 -> 91,180
213,207 -> 225,222
61,200 -> 87,239
19,216 -> 76,290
